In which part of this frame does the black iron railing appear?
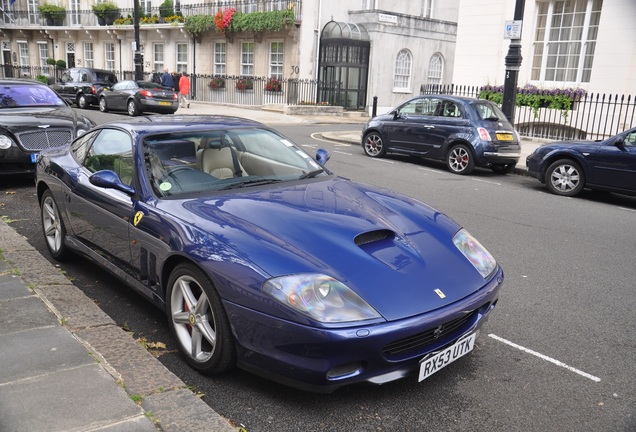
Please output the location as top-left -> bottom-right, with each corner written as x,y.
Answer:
421,83 -> 636,141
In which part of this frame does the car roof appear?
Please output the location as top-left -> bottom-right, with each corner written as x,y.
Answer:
100,115 -> 265,133
0,78 -> 47,86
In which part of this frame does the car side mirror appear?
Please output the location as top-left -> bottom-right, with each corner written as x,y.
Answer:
90,170 -> 135,196
315,148 -> 330,166
615,137 -> 625,147
393,110 -> 400,120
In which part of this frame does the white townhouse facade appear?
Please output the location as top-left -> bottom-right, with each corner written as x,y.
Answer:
452,0 -> 636,96
0,0 -> 459,111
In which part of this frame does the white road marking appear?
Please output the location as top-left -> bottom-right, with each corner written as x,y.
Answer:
472,178 -> 502,186
417,167 -> 445,174
334,150 -> 353,156
488,334 -> 601,382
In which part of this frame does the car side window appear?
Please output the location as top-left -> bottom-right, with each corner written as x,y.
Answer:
71,130 -> 98,162
69,69 -> 80,83
440,101 -> 461,118
80,71 -> 89,82
623,132 -> 636,146
84,129 -> 134,185
399,98 -> 439,116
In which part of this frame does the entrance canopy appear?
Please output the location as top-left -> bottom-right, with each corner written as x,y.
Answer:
321,21 -> 369,41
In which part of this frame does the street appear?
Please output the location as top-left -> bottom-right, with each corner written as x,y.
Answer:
1,114 -> 635,432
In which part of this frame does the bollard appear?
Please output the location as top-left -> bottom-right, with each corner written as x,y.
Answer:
372,96 -> 378,117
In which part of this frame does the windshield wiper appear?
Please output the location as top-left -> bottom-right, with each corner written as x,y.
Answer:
218,178 -> 283,190
299,168 -> 325,180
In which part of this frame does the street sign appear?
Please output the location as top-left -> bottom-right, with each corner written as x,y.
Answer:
504,20 -> 523,39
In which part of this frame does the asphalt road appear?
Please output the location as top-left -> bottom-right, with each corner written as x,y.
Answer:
1,112 -> 635,432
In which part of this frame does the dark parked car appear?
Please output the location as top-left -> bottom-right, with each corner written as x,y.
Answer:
98,80 -> 178,116
0,78 -> 95,175
526,127 -> 636,197
362,95 -> 521,175
36,116 -> 503,392
50,67 -> 117,109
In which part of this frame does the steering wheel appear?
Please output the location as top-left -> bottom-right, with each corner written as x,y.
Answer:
159,165 -> 197,183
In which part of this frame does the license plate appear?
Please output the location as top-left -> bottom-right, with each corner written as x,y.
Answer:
496,133 -> 513,141
159,101 -> 171,106
418,332 -> 476,382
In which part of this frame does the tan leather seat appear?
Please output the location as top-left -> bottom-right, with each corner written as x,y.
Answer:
197,137 -> 247,179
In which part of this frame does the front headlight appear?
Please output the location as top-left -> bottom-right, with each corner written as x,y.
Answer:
453,229 -> 497,278
263,274 -> 381,323
77,129 -> 88,137
0,134 -> 15,150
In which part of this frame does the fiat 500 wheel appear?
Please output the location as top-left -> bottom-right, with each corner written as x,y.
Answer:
166,263 -> 236,374
545,159 -> 585,196
40,190 -> 70,261
363,132 -> 387,158
447,144 -> 475,175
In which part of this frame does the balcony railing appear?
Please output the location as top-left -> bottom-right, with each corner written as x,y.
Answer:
0,0 -> 302,28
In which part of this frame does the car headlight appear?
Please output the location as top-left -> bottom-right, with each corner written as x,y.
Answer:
453,229 -> 497,278
77,129 -> 88,137
263,274 -> 381,323
0,134 -> 15,150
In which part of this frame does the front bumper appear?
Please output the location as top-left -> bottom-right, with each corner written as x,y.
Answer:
225,266 -> 504,393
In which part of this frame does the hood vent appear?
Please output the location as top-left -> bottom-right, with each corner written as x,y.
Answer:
354,229 -> 394,246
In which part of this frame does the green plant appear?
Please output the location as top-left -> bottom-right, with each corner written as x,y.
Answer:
184,14 -> 215,40
130,394 -> 143,404
46,58 -> 56,65
55,59 -> 66,68
114,16 -> 132,25
230,9 -> 294,33
35,75 -> 49,84
91,2 -> 120,19
164,15 -> 183,23
159,0 -> 174,18
140,15 -> 159,24
38,3 -> 66,19
209,77 -> 226,90
236,78 -> 253,91
265,77 -> 282,92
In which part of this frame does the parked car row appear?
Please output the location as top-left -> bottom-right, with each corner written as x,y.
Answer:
49,67 -> 178,116
361,94 -> 636,197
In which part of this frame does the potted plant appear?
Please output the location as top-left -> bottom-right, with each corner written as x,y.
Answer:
209,77 -> 226,90
38,3 -> 66,26
265,77 -> 282,92
159,0 -> 173,22
92,2 -> 120,26
236,78 -> 253,91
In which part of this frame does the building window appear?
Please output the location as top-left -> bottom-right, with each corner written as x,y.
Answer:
154,43 -> 164,72
104,42 -> 115,71
427,53 -> 443,85
422,0 -> 433,18
70,0 -> 80,26
84,42 -> 94,68
361,0 -> 373,10
140,0 -> 152,15
241,42 -> 254,76
214,42 -> 226,75
393,49 -> 412,91
18,41 -> 29,67
269,42 -> 283,79
176,42 -> 187,73
531,0 -> 602,83
28,0 -> 39,24
38,42 -> 49,73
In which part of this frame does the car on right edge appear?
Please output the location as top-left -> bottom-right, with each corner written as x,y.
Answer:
361,95 -> 521,175
526,127 -> 636,197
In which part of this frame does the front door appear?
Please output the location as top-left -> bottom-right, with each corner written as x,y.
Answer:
592,130 -> 636,192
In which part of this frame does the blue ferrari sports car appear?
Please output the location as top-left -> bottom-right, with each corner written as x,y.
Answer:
36,116 -> 503,392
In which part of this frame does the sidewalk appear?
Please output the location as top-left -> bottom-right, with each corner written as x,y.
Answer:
0,101 -> 540,432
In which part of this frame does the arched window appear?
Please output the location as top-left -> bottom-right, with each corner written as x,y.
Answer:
393,49 -> 412,92
427,53 -> 444,85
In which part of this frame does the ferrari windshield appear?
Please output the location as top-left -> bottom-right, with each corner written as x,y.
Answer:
144,128 -> 327,197
0,83 -> 66,108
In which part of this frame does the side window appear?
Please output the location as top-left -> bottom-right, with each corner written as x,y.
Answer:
80,71 -> 89,82
441,101 -> 460,118
71,130 -> 98,163
69,69 -> 80,82
84,129 -> 134,185
400,98 -> 439,116
623,132 -> 636,146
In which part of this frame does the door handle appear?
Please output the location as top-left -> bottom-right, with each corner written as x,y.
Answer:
424,125 -> 435,129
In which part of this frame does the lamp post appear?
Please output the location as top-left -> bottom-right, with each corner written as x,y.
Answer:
133,0 -> 142,80
501,0 -> 526,125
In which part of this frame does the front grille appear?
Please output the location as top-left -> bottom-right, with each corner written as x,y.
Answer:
382,310 -> 477,357
17,129 -> 73,151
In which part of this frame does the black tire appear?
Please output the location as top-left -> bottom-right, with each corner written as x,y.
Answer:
166,263 -> 236,374
77,94 -> 88,109
545,158 -> 585,196
127,99 -> 139,116
491,163 -> 515,174
40,189 -> 71,261
446,144 -> 475,175
362,132 -> 387,158
98,97 -> 108,113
